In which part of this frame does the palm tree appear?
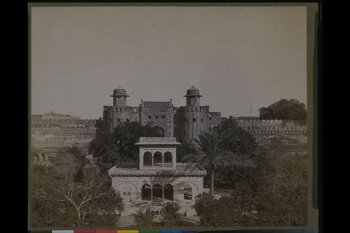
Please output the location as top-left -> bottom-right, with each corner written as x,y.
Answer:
182,132 -> 243,194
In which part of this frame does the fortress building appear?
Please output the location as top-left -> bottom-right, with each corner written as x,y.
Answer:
103,86 -> 219,143
103,86 -> 175,137
102,86 -> 307,147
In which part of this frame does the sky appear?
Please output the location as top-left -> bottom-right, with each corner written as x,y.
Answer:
31,6 -> 307,119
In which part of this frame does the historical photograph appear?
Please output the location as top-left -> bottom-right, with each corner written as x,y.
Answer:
30,5 -> 311,229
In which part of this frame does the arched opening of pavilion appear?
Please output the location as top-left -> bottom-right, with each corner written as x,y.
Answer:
153,184 -> 162,202
141,183 -> 151,201
164,184 -> 174,201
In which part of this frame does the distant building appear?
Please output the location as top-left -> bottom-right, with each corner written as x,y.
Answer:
102,86 -> 307,147
109,137 -> 206,216
103,86 -> 219,143
31,112 -> 96,164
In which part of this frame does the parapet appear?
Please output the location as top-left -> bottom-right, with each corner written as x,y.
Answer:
136,137 -> 180,145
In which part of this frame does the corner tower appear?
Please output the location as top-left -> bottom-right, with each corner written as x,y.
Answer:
111,86 -> 129,108
184,86 -> 209,143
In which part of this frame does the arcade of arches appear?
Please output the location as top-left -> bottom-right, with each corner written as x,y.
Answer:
141,183 -> 176,201
143,151 -> 173,167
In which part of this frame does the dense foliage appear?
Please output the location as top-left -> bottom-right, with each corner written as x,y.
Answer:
259,99 -> 307,125
182,117 -> 257,193
214,116 -> 257,155
160,202 -> 182,226
31,147 -> 123,228
88,120 -> 162,173
194,146 -> 308,226
132,208 -> 156,227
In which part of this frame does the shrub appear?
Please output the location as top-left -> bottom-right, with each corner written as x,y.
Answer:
160,202 -> 182,226
132,207 -> 156,227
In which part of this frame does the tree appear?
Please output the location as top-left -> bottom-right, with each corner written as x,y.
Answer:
160,202 -> 182,226
182,132 -> 243,194
194,150 -> 307,226
31,147 -> 124,228
253,147 -> 308,226
259,99 -> 307,125
132,207 -> 156,227
193,142 -> 307,227
89,120 -> 162,173
176,142 -> 197,162
193,193 -> 257,226
214,116 -> 257,155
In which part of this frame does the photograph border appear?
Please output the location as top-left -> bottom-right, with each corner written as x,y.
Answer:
28,2 -> 320,231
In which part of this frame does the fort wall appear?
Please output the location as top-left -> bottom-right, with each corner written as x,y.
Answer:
31,113 -> 96,164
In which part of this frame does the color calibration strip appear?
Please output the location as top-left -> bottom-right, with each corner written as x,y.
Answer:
52,230 -> 196,233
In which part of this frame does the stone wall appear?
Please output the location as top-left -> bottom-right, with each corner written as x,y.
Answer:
236,119 -> 307,147
31,113 -> 96,164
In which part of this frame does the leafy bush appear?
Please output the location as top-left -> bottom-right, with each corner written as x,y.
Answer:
160,202 -> 182,226
132,207 -> 156,227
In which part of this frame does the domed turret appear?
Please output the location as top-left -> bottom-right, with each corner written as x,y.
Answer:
111,86 -> 129,108
112,86 -> 129,97
184,85 -> 202,107
184,85 -> 202,97
183,85 -> 208,143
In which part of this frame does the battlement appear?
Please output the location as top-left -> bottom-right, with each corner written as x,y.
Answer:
236,119 -> 306,127
114,106 -> 140,113
236,119 -> 307,137
185,106 -> 209,112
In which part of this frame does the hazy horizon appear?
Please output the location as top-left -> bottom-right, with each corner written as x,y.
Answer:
31,6 -> 307,119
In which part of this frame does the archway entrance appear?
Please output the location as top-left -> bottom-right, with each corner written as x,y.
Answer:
164,184 -> 174,201
153,184 -> 162,202
142,184 -> 151,201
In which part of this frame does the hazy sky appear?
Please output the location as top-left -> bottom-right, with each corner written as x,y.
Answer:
31,6 -> 307,119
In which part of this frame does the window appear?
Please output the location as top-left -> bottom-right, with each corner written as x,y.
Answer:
149,115 -> 152,119
154,152 -> 162,166
128,192 -> 131,196
143,152 -> 152,166
164,152 -> 172,167
201,118 -> 203,123
155,115 -> 158,119
193,118 -> 196,122
184,186 -> 192,200
162,115 -> 165,119
117,118 -> 120,122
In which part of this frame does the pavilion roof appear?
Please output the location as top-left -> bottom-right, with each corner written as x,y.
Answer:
108,163 -> 207,177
